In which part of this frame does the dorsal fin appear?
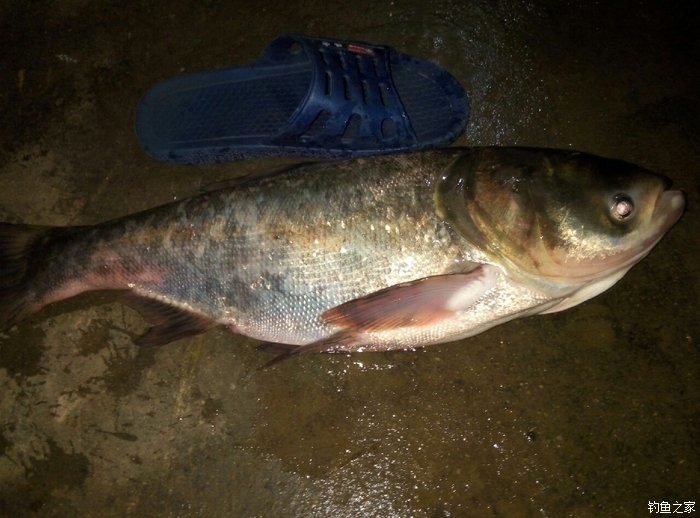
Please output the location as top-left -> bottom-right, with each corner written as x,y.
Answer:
199,163 -> 308,193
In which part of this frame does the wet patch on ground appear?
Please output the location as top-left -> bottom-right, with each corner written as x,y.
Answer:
0,325 -> 47,378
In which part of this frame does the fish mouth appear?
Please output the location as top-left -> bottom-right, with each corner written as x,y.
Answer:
644,188 -> 686,255
653,189 -> 686,231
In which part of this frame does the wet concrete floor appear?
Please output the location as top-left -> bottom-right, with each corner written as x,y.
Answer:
0,0 -> 698,516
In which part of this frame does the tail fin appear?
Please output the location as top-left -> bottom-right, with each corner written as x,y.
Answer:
0,223 -> 56,328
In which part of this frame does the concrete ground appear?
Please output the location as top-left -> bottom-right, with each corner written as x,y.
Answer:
0,0 -> 698,516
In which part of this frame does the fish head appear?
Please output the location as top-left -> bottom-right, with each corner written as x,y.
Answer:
441,147 -> 686,294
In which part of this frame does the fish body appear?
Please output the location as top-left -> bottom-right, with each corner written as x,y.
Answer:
0,148 -> 685,356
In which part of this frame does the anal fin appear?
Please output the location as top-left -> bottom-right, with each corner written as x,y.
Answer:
123,294 -> 218,346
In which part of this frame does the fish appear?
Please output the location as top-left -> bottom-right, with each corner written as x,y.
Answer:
0,147 -> 686,360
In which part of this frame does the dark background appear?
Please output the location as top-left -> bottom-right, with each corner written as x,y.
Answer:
0,1 -> 698,515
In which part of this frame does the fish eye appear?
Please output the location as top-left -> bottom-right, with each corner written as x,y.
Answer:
611,193 -> 635,221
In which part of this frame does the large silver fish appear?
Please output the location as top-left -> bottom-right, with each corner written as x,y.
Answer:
0,148 -> 685,359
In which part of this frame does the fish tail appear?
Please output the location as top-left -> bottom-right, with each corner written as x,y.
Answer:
0,222 -> 60,328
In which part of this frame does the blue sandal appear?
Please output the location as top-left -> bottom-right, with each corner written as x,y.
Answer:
135,33 -> 469,164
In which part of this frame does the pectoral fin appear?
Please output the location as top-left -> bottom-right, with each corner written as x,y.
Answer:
261,266 -> 496,366
322,266 -> 495,331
